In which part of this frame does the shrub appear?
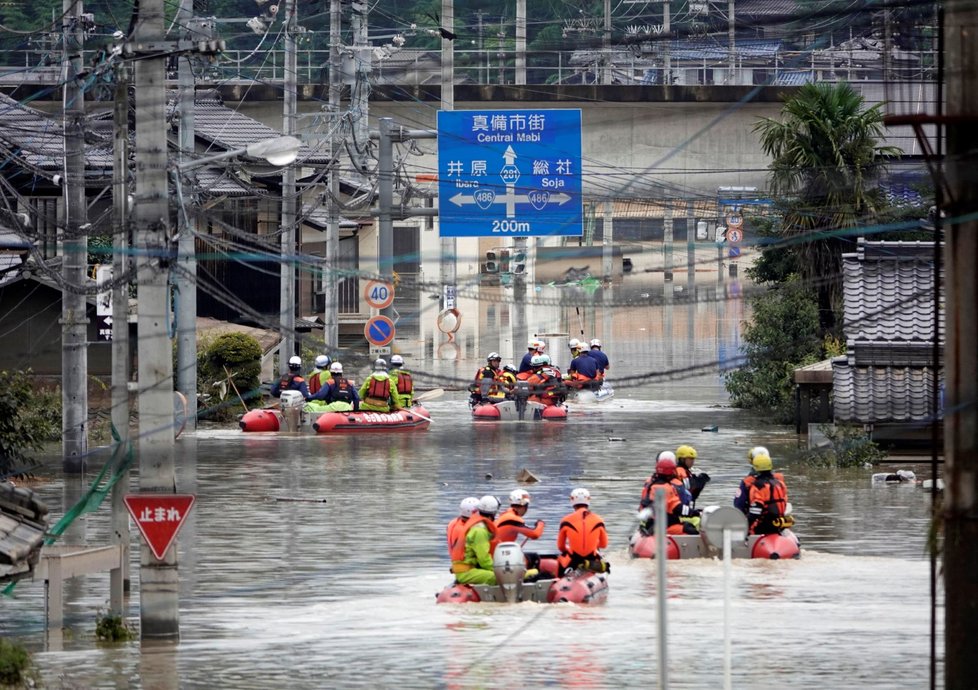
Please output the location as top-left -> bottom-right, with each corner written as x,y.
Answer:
724,277 -> 823,423
197,333 -> 263,421
0,370 -> 58,477
802,424 -> 885,468
0,637 -> 35,686
95,613 -> 136,642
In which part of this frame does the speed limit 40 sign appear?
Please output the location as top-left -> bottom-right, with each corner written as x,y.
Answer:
363,280 -> 394,309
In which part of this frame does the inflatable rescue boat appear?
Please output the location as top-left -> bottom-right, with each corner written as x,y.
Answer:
436,542 -> 609,605
313,405 -> 431,433
566,380 -> 615,403
628,506 -> 801,560
471,399 -> 568,421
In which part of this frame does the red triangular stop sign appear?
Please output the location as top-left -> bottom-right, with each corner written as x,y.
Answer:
124,494 -> 196,560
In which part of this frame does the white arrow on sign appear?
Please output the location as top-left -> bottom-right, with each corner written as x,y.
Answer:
449,190 -> 572,215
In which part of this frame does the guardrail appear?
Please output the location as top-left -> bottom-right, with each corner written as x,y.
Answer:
0,48 -> 938,88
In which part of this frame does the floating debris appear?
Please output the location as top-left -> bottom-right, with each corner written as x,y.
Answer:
485,473 -> 493,480
516,468 -> 539,483
701,425 -> 719,432
608,437 -> 626,442
269,497 -> 327,503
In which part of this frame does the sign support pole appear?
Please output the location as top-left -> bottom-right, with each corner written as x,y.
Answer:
378,118 -> 395,322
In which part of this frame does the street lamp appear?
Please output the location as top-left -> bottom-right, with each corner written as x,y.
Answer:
175,135 -> 302,171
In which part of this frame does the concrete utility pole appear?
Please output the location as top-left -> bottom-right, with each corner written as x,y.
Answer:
440,0 -> 457,309
378,118 -> 394,322
175,0 -> 198,429
133,0 -> 178,639
943,5 -> 978,685
602,0 -> 612,85
109,62 -> 131,616
515,0 -> 526,85
728,0 -> 736,84
279,0 -> 298,372
61,0 -> 88,473
322,0 -> 341,350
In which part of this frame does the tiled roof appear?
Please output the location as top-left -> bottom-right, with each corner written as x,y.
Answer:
735,0 -> 799,18
0,92 -> 113,174
187,95 -> 332,166
668,39 -> 781,61
833,238 -> 944,425
190,168 -> 267,197
832,360 -> 940,423
772,71 -> 814,86
841,239 -> 943,342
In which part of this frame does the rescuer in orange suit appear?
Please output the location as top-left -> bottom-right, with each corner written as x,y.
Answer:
495,489 -> 545,543
739,452 -> 792,535
638,452 -> 699,535
557,488 -> 609,574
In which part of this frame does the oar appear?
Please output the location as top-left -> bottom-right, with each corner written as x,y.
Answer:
413,387 -> 445,403
408,408 -> 434,424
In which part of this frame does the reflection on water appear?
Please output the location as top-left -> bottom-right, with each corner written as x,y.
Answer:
1,273 -> 941,688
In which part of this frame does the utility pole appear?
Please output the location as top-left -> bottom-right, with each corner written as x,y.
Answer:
515,0 -> 526,85
378,118 -> 394,322
602,0 -> 612,85
109,61 -> 130,616
728,0 -> 736,84
943,4 -> 978,685
280,0 -> 298,372
175,0 -> 198,429
440,0 -> 456,309
61,0 -> 88,473
322,0 -> 341,350
132,0 -> 178,639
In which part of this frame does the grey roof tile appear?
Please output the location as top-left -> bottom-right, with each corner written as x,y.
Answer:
842,239 -> 943,341
0,92 -> 113,173
832,360 -> 941,423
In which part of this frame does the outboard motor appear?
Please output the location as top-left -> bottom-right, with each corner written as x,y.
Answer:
493,541 -> 527,603
279,390 -> 305,432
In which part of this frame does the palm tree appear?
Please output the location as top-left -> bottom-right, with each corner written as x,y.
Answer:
753,81 -> 900,330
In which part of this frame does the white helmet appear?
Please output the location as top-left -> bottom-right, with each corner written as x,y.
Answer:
315,355 -> 330,368
390,354 -> 404,367
535,340 -> 547,352
530,354 -> 547,367
459,496 -> 480,517
374,358 -> 388,370
570,487 -> 591,506
487,352 -> 501,362
656,450 -> 677,463
589,338 -> 602,348
568,338 -> 581,350
329,362 -> 343,374
747,446 -> 770,462
539,354 -> 551,365
509,489 -> 530,507
478,495 -> 500,515
288,355 -> 302,371
527,339 -> 539,350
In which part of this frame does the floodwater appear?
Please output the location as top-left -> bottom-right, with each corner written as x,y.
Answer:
1,264 -> 942,689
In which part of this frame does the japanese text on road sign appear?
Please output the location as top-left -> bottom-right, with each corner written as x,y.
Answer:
437,109 -> 583,237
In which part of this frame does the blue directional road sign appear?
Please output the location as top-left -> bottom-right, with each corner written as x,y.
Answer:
364,315 -> 395,347
437,109 -> 583,237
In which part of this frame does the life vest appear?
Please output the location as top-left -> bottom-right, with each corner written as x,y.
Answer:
364,375 -> 392,407
749,473 -> 788,530
639,478 -> 682,520
447,515 -> 469,561
557,508 -> 607,558
279,374 -> 305,390
456,514 -> 498,562
308,371 -> 330,395
527,371 -> 562,404
393,370 -> 413,397
332,377 -> 354,402
472,366 -> 503,398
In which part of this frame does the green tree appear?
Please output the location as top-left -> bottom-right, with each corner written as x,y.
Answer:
0,371 -> 59,477
724,277 -> 822,423
753,81 -> 899,330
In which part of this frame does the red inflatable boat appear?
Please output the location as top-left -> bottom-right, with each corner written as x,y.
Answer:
313,406 -> 431,433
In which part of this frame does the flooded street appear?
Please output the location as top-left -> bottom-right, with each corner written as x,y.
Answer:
1,266 -> 941,689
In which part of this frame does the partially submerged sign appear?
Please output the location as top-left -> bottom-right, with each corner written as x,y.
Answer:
124,494 -> 195,560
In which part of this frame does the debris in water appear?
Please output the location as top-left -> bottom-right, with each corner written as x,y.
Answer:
701,425 -> 719,432
516,468 -> 539,483
608,437 -> 626,442
484,473 -> 493,480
